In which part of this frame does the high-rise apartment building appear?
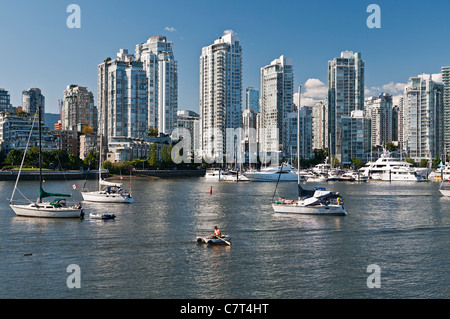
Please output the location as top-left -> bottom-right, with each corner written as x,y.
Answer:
442,66 -> 450,156
328,51 -> 364,162
260,55 -> 294,158
199,31 -> 242,161
365,93 -> 393,148
312,98 -> 328,150
98,49 -> 148,142
398,97 -> 405,149
341,110 -> 371,164
0,112 -> 57,155
246,87 -> 260,112
135,36 -> 178,135
403,76 -> 444,161
0,89 -> 13,112
62,85 -> 97,132
22,88 -> 45,122
176,109 -> 200,157
286,106 -> 313,161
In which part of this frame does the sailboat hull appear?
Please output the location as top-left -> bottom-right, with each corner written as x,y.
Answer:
10,204 -> 82,218
272,203 -> 347,216
81,191 -> 134,203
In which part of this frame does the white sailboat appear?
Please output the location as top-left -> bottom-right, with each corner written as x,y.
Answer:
9,106 -> 83,218
80,135 -> 133,203
271,85 -> 347,216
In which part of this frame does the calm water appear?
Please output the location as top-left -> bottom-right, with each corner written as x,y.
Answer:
0,177 -> 449,299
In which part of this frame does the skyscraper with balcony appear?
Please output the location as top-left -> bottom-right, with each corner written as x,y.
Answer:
259,55 -> 294,158
98,49 -> 148,143
365,93 -> 393,148
246,87 -> 260,112
341,110 -> 371,164
0,89 -> 13,112
442,66 -> 450,156
403,75 -> 444,161
328,51 -> 364,163
135,36 -> 178,135
199,31 -> 242,162
62,85 -> 97,132
312,98 -> 328,150
22,88 -> 45,122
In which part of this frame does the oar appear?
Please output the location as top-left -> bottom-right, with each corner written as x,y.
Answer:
217,236 -> 231,246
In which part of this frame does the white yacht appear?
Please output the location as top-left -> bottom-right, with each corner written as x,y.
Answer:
428,163 -> 450,182
244,164 -> 299,182
312,163 -> 332,175
219,170 -> 249,182
204,168 -> 223,180
359,153 -> 424,182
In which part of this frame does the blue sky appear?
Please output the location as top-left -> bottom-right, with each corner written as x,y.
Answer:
0,0 -> 449,113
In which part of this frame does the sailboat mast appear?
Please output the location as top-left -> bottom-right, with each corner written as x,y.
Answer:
297,85 -> 301,199
38,104 -> 42,203
99,133 -> 102,191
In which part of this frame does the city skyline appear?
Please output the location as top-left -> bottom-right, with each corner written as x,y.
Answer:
1,0 -> 449,114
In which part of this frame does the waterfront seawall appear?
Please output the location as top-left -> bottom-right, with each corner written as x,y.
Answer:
132,169 -> 206,178
0,170 -> 106,181
0,169 -> 206,181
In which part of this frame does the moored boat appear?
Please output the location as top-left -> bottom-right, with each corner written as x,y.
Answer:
244,164 -> 299,182
90,212 -> 116,220
359,151 -> 424,182
9,105 -> 83,219
272,187 -> 347,216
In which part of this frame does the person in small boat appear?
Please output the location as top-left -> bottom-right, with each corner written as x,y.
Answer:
212,226 -> 222,238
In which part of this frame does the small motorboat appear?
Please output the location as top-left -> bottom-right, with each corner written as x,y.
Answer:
90,212 -> 116,220
196,235 -> 231,245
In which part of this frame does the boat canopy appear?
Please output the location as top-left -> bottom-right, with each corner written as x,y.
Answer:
100,180 -> 123,187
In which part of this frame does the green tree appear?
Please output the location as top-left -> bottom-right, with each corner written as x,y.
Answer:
148,143 -> 158,167
432,156 -> 441,168
161,144 -> 173,166
328,156 -> 340,167
351,157 -> 365,170
419,159 -> 428,168
47,149 -> 70,169
4,149 -> 24,167
385,142 -> 396,152
24,147 -> 40,167
406,158 -> 416,167
148,127 -> 159,137
84,150 -> 98,169
102,160 -> 114,172
68,154 -> 83,170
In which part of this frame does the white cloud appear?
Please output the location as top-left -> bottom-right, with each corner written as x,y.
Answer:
223,29 -> 236,36
418,73 -> 443,83
365,82 -> 407,98
165,26 -> 177,32
292,78 -> 328,106
381,82 -> 407,94
303,78 -> 327,99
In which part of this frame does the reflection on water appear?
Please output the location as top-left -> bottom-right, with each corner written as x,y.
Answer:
0,178 -> 449,298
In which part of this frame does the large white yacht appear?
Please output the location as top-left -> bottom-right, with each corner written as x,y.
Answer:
244,164 -> 299,182
359,152 -> 424,182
